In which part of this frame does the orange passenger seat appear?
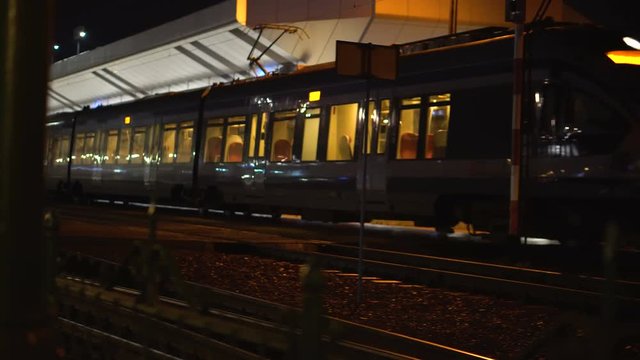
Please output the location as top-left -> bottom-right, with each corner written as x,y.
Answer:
273,139 -> 291,162
227,142 -> 243,162
206,136 -> 222,162
399,132 -> 418,159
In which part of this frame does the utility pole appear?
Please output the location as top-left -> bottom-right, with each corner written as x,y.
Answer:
506,0 -> 526,240
449,0 -> 459,34
336,41 -> 398,305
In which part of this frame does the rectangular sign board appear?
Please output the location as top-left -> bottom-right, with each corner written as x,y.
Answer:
336,41 -> 398,80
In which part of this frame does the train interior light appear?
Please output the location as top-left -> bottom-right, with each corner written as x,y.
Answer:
309,90 -> 321,102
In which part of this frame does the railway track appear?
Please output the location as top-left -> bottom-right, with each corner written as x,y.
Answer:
252,243 -> 640,314
54,203 -> 640,358
54,203 -> 640,314
57,252 -> 490,359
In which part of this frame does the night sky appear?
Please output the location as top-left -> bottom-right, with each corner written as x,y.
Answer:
53,0 -> 225,59
566,0 -> 640,36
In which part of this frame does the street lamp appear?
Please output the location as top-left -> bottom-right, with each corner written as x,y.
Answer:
52,44 -> 60,62
74,26 -> 87,55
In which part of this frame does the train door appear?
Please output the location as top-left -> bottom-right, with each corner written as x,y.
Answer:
360,99 -> 391,214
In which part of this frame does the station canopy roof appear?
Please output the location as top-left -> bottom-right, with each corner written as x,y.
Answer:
48,0 -> 297,114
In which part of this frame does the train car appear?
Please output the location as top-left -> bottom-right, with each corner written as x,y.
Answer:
44,22 -> 640,242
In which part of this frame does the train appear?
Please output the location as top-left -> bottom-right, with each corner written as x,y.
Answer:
45,22 -> 640,243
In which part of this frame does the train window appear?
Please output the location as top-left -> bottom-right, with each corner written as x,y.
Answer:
225,119 -> 245,163
249,114 -> 258,159
425,93 -> 451,159
397,106 -> 420,160
377,99 -> 390,154
56,136 -> 69,165
565,90 -> 628,155
162,124 -> 177,163
73,133 -> 85,163
327,103 -> 357,161
402,97 -> 421,106
258,113 -> 268,158
205,119 -> 223,163
274,110 -> 297,119
118,128 -> 132,163
271,111 -> 295,162
366,102 -> 375,154
105,130 -> 118,164
429,94 -> 450,103
145,125 -> 160,164
176,121 -> 194,163
83,132 -> 96,164
130,128 -> 146,164
301,107 -> 321,161
95,131 -> 106,164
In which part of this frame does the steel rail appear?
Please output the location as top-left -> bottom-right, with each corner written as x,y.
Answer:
250,244 -> 640,314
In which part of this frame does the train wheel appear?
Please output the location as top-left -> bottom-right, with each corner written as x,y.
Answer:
71,181 -> 84,204
198,205 -> 209,217
434,197 -> 457,235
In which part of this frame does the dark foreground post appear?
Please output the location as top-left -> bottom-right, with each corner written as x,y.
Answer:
506,0 -> 526,240
0,0 -> 55,357
299,257 -> 326,359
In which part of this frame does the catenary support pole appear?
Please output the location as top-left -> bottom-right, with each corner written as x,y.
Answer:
509,3 -> 525,240
357,74 -> 371,305
449,0 -> 459,34
0,0 -> 55,357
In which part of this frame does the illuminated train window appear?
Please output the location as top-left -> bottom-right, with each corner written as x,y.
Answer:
162,124 -> 177,163
367,102 -> 375,154
105,130 -> 118,164
377,99 -> 391,154
74,133 -> 85,163
425,93 -> 451,159
130,128 -> 146,164
397,100 -> 420,159
301,107 -> 321,161
258,113 -> 268,158
58,136 -> 70,165
205,119 -> 223,163
327,103 -> 358,161
225,116 -> 245,163
249,114 -> 259,159
396,93 -> 451,160
176,121 -> 194,163
271,110 -> 296,162
83,132 -> 96,165
146,124 -> 161,164
118,128 -> 132,163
